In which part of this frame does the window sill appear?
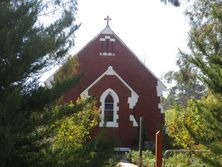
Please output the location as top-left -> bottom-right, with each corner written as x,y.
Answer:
99,122 -> 118,127
99,52 -> 115,56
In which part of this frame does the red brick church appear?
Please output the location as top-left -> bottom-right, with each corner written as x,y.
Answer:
44,16 -> 165,148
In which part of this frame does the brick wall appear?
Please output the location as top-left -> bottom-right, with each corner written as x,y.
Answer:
62,33 -> 164,147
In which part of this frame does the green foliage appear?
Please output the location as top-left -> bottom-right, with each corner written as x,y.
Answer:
0,65 -> 81,166
104,153 -> 123,167
55,56 -> 79,83
165,107 -> 195,149
79,131 -> 117,167
0,0 -> 79,92
171,0 -> 222,165
165,93 -> 222,166
165,94 -> 221,146
50,98 -> 99,153
165,99 -> 208,149
126,150 -> 155,167
165,153 -> 206,167
27,74 -> 81,110
184,0 -> 222,95
43,98 -> 99,166
162,68 -> 206,110
0,91 -> 30,167
187,94 -> 222,166
163,0 -> 222,166
22,98 -> 116,167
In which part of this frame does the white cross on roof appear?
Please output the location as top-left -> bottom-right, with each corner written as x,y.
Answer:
104,16 -> 112,27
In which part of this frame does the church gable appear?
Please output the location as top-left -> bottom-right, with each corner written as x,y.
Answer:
44,17 -> 165,147
75,27 -> 165,113
76,24 -> 164,90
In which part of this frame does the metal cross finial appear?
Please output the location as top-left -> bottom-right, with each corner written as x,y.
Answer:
104,16 -> 111,27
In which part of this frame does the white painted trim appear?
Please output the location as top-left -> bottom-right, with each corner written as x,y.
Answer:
105,35 -> 111,39
100,36 -> 116,41
99,88 -> 119,127
114,147 -> 131,152
157,80 -> 165,97
80,66 -> 139,109
129,115 -> 138,127
44,75 -> 54,89
156,80 -> 165,113
99,52 -> 115,56
159,103 -> 164,113
100,38 -> 106,41
128,92 -> 139,109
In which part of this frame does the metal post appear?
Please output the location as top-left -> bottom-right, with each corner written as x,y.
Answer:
155,131 -> 163,167
139,117 -> 143,167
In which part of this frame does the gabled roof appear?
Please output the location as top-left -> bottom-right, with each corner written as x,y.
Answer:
44,25 -> 165,91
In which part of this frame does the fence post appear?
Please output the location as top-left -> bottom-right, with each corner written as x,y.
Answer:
155,131 -> 162,167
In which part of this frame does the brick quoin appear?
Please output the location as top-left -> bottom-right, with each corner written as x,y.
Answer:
61,27 -> 164,148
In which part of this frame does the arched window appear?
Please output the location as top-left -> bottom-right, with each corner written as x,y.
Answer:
104,94 -> 114,122
99,88 -> 119,127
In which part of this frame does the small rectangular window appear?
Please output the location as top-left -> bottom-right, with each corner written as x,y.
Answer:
106,39 -> 109,53
101,41 -> 104,53
111,41 -> 114,53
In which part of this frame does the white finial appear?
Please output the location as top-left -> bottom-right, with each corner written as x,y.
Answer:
104,16 -> 112,27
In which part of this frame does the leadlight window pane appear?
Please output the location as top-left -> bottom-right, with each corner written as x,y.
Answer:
104,110 -> 113,122
105,94 -> 113,103
105,103 -> 113,110
104,94 -> 114,122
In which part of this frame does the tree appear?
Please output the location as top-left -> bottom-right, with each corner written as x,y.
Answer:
165,94 -> 222,166
25,98 -> 116,167
165,97 -> 210,149
165,0 -> 222,165
160,0 -> 181,7
186,0 -> 222,94
162,54 -> 206,110
0,0 -> 79,166
0,0 -> 79,92
182,0 -> 222,165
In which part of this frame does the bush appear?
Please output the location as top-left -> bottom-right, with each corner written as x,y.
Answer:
126,150 -> 155,167
165,153 -> 207,167
24,98 -> 117,167
103,152 -> 124,167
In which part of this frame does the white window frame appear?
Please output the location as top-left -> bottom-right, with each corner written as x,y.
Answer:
99,88 -> 119,127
